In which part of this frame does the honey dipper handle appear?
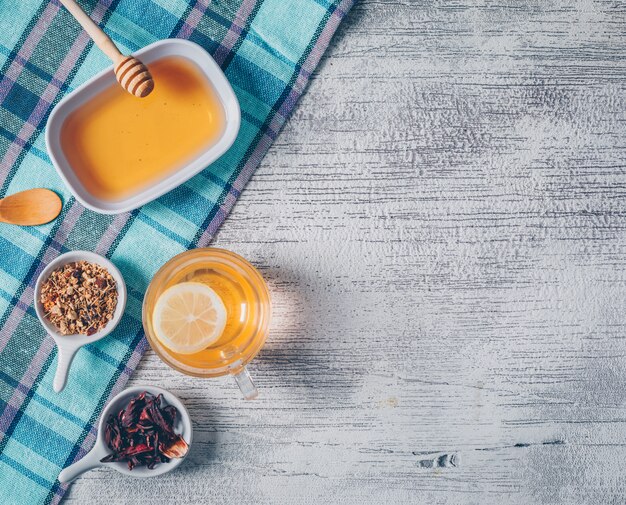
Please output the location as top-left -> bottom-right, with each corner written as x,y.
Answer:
59,0 -> 123,63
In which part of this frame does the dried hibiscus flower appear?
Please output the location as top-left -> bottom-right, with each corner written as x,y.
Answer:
100,392 -> 189,470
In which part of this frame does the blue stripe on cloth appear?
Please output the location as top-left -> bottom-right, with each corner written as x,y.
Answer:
112,2 -> 179,40
226,53 -> 288,104
156,183 -> 220,226
30,394 -> 85,428
137,212 -> 189,246
0,125 -> 50,162
0,236 -> 35,282
0,454 -> 54,490
10,412 -> 74,468
188,30 -> 220,57
3,83 -> 40,123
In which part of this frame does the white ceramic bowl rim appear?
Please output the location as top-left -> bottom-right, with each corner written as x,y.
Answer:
45,38 -> 241,214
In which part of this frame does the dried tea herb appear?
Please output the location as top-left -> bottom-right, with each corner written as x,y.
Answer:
100,392 -> 189,470
40,260 -> 117,335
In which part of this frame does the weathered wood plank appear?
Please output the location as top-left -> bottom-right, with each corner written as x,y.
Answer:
66,0 -> 626,503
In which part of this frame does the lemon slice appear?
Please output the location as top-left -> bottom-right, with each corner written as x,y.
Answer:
152,282 -> 227,355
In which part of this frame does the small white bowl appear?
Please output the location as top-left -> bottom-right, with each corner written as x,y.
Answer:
34,250 -> 127,392
58,385 -> 193,482
46,38 -> 240,214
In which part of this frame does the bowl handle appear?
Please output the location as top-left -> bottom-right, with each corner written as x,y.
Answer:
53,341 -> 81,393
58,446 -> 104,483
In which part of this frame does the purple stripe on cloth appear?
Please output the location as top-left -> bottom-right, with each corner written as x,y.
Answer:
0,285 -> 35,353
266,113 -> 283,139
0,281 -> 41,355
0,2 -> 60,106
176,0 -> 210,39
8,130 -> 28,148
21,29 -> 94,125
212,0 -> 256,66
0,337 -> 55,439
9,52 -> 66,89
94,213 -> 132,255
231,131 -> 274,193
11,298 -> 32,315
196,205 -> 231,247
0,404 -> 19,445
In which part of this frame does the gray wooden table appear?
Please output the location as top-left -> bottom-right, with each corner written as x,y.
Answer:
66,1 -> 626,503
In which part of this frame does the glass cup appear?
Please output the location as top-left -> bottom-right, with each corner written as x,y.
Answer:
142,248 -> 271,399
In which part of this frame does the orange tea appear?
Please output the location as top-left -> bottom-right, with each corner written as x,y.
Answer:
143,249 -> 270,396
61,56 -> 226,201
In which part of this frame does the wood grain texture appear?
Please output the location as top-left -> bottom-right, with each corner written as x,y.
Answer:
66,0 -> 626,503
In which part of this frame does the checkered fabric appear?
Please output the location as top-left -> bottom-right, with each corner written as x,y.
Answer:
0,0 -> 353,503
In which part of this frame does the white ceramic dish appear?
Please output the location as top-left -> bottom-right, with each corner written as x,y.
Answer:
46,38 -> 240,214
34,250 -> 127,392
58,385 -> 193,482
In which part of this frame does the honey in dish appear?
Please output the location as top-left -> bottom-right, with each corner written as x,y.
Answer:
61,56 -> 226,200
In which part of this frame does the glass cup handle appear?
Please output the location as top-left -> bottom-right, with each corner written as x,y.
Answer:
233,366 -> 258,400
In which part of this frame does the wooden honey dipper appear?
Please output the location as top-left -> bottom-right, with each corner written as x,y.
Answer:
59,0 -> 154,98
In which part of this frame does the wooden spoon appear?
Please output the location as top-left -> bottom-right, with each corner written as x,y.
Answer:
0,189 -> 62,226
59,0 -> 154,98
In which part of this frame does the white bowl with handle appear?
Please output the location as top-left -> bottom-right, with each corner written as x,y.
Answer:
58,385 -> 193,482
33,250 -> 127,392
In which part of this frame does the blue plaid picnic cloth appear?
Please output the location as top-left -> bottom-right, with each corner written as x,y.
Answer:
0,0 -> 352,503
